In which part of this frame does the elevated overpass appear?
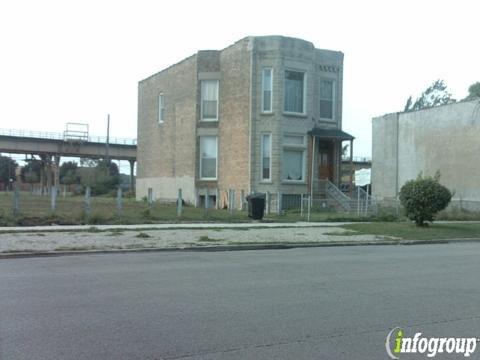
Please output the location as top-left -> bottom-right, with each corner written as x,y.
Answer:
0,128 -> 137,191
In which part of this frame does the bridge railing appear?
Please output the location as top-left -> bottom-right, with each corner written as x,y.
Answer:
0,128 -> 137,145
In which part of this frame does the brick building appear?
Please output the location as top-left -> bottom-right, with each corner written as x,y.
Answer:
137,36 -> 354,209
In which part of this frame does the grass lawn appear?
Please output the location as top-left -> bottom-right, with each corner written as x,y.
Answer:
0,191 -> 374,226
337,222 -> 480,240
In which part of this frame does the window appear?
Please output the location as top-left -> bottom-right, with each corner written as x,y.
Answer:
158,93 -> 165,123
320,79 -> 334,119
261,134 -> 271,180
201,80 -> 219,121
282,135 -> 305,181
262,68 -> 273,112
199,136 -> 217,179
284,70 -> 305,114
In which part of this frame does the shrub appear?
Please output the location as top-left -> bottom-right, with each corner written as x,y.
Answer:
399,172 -> 452,226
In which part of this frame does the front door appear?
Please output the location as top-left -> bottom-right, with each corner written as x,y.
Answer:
318,140 -> 334,181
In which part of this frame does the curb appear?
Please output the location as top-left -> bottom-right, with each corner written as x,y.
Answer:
0,238 -> 465,259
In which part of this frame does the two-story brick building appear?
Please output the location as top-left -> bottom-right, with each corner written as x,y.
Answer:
136,36 -> 354,209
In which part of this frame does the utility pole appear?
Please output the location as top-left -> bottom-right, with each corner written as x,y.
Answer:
106,114 -> 110,162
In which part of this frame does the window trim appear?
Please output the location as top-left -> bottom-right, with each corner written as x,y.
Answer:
199,136 -> 218,180
283,68 -> 307,116
261,68 -> 273,113
319,78 -> 336,121
260,133 -> 272,182
158,92 -> 165,123
200,80 -> 219,122
282,133 -> 306,183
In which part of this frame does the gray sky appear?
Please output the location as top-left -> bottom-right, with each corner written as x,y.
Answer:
1,0 -> 479,158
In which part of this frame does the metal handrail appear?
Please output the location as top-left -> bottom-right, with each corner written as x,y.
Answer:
0,128 -> 137,145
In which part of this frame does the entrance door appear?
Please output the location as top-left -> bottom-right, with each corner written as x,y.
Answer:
318,140 -> 334,181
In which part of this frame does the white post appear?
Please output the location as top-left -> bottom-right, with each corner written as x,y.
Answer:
365,185 -> 369,216
13,185 -> 20,216
147,188 -> 153,208
357,187 -> 360,216
307,195 -> 311,222
177,188 -> 183,217
205,188 -> 209,212
84,186 -> 91,215
116,187 -> 122,212
301,194 -> 304,217
265,191 -> 270,215
277,191 -> 281,214
51,186 -> 57,212
240,190 -> 245,211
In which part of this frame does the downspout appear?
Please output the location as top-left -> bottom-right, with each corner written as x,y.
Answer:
248,37 -> 255,194
310,135 -> 316,197
395,113 -> 400,198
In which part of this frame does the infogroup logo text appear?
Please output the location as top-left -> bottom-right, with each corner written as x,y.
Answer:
385,327 -> 478,358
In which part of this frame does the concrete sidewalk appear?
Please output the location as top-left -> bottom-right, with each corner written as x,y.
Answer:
2,221 -> 479,258
0,223 -> 385,256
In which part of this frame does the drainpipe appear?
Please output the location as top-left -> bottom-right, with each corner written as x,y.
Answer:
248,37 -> 255,194
310,135 -> 315,197
395,113 -> 400,199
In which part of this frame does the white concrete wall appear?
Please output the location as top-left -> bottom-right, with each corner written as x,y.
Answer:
136,176 -> 195,204
372,100 -> 480,203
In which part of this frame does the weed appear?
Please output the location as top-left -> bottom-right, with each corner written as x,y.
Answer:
136,232 -> 151,238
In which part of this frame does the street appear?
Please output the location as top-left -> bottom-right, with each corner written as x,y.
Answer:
1,243 -> 480,359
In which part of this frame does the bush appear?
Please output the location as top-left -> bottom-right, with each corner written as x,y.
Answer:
399,172 -> 452,226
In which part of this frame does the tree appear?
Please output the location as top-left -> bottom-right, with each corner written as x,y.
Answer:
399,172 -> 452,226
20,160 -> 42,183
79,159 -> 120,195
0,156 -> 18,190
463,82 -> 480,101
404,80 -> 454,112
60,161 -> 79,185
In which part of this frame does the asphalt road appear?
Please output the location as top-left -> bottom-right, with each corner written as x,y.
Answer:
1,244 -> 480,359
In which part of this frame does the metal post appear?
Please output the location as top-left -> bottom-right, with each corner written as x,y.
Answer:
240,190 -> 245,211
349,139 -> 354,197
277,191 -> 282,214
13,184 -> 20,216
116,187 -> 122,213
51,186 -> 57,212
301,194 -> 304,217
365,185 -> 369,216
84,186 -> 91,215
216,188 -> 220,209
177,188 -> 183,217
265,191 -> 270,215
357,187 -> 360,216
307,195 -> 311,222
230,190 -> 235,215
204,188 -> 209,217
147,188 -> 153,208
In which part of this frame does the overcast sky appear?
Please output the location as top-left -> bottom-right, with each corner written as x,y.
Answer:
1,0 -> 479,159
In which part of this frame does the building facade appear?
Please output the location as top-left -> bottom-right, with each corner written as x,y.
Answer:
137,36 -> 354,208
372,99 -> 480,209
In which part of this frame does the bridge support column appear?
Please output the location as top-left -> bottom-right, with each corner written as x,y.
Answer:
39,155 -> 47,195
45,155 -> 53,194
53,155 -> 61,190
129,160 -> 135,194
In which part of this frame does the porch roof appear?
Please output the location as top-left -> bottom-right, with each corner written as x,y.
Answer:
308,128 -> 355,140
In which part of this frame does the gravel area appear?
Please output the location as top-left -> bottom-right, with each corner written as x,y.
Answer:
0,227 -> 382,253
